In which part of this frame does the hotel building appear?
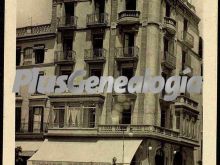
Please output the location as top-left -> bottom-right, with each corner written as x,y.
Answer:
15,0 -> 203,164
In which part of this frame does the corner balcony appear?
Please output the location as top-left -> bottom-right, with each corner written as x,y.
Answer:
182,31 -> 194,48
86,13 -> 108,27
98,125 -> 198,146
161,51 -> 176,70
175,94 -> 199,113
54,50 -> 76,63
114,46 -> 139,62
57,16 -> 78,30
117,10 -> 140,25
164,17 -> 176,35
84,48 -> 106,63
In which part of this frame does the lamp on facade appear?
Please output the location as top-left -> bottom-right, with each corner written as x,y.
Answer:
148,144 -> 153,151
173,150 -> 177,154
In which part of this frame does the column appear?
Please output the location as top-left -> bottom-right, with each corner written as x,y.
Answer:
143,0 -> 162,125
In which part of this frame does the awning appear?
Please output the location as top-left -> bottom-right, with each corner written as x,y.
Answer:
27,139 -> 142,165
16,141 -> 43,157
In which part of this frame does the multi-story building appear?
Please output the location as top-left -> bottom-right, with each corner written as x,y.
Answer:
15,0 -> 203,165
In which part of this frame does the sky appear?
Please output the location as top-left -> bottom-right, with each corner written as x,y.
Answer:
16,0 -> 203,33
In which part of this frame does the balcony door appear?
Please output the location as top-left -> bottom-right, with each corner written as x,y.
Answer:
64,3 -> 75,25
121,67 -> 134,92
95,0 -> 105,14
125,0 -> 136,10
120,107 -> 131,124
63,38 -> 73,59
124,33 -> 135,56
92,34 -> 104,57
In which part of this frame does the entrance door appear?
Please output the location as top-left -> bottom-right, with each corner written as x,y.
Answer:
155,149 -> 165,165
173,152 -> 182,165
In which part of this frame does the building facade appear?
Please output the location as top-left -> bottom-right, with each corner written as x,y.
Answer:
15,0 -> 203,164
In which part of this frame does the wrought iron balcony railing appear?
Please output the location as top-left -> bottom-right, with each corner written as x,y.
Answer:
54,50 -> 76,62
118,10 -> 140,19
16,24 -> 54,37
162,51 -> 176,69
115,46 -> 139,59
84,48 -> 106,61
57,16 -> 78,28
87,13 -> 108,26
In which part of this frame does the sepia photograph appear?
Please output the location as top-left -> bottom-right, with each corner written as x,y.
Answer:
3,0 -> 215,164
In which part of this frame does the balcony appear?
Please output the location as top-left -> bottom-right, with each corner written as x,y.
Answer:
16,24 -> 55,38
54,50 -> 76,63
114,46 -> 139,62
182,31 -> 194,48
175,94 -> 199,113
118,10 -> 140,25
161,51 -> 176,70
57,16 -> 78,30
98,125 -> 198,146
84,48 -> 106,63
87,13 -> 108,27
164,17 -> 176,35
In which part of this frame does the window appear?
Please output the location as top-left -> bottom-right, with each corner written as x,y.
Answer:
15,107 -> 21,132
34,45 -> 45,64
59,65 -> 73,77
183,19 -> 188,31
165,3 -> 171,17
95,0 -> 105,14
164,38 -> 169,53
161,72 -> 168,97
53,106 -> 65,128
175,111 -> 180,129
92,34 -> 104,57
121,67 -> 134,92
161,108 -> 166,127
28,107 -> 44,132
125,0 -> 136,10
123,33 -> 135,56
63,38 -> 73,60
120,107 -> 131,124
88,108 -> 96,128
64,2 -> 75,25
24,47 -> 33,65
124,33 -> 135,48
182,51 -> 186,70
16,47 -> 21,66
35,71 -> 44,94
90,68 -> 102,78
